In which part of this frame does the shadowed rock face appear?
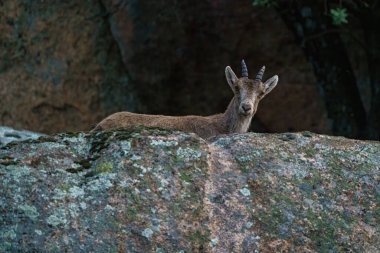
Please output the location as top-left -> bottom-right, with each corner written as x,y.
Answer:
0,128 -> 379,252
0,1 -> 136,134
100,0 -> 330,134
0,0 -> 329,135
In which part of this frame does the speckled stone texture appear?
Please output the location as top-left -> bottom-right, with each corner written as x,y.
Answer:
0,126 -> 45,148
0,1 -> 135,133
0,128 -> 379,252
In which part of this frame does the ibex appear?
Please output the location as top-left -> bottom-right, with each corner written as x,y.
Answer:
92,60 -> 278,139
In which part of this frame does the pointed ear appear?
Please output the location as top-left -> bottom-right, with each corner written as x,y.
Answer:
225,66 -> 238,92
261,75 -> 278,99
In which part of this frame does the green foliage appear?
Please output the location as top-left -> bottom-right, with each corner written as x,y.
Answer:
252,1 -> 351,26
252,0 -> 276,8
330,7 -> 348,25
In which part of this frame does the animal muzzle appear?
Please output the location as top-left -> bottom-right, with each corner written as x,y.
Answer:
240,102 -> 253,115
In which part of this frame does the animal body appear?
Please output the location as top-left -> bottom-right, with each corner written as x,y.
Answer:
92,60 -> 278,139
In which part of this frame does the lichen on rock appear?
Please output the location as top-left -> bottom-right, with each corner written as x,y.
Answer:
0,128 -> 379,252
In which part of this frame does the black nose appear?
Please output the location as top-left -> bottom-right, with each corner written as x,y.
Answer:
242,104 -> 251,112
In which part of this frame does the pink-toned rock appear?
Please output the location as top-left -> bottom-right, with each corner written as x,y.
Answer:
0,0 -> 330,135
0,1 -> 136,133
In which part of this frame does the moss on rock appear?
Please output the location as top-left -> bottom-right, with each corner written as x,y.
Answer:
0,129 -> 378,252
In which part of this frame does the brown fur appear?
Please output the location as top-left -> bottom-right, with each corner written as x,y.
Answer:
92,63 -> 278,139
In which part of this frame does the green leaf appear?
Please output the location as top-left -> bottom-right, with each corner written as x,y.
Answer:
330,8 -> 348,25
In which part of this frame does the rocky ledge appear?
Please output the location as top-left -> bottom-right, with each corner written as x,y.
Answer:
0,128 -> 379,252
0,126 -> 44,147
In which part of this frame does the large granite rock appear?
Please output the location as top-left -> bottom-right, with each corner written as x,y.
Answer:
0,0 -> 330,135
0,0 -> 136,133
0,128 -> 379,252
0,126 -> 44,147
100,0 -> 330,134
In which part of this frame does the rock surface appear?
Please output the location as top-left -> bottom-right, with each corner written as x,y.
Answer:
0,126 -> 44,147
0,0 -> 136,133
100,0 -> 330,134
0,0 -> 330,134
0,128 -> 379,252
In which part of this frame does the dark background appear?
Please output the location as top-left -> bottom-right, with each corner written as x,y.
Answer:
0,0 -> 379,140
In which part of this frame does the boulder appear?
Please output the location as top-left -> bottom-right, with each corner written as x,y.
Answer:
0,1 -> 136,133
0,128 -> 379,252
0,0 -> 329,134
101,0 -> 330,134
0,126 -> 44,147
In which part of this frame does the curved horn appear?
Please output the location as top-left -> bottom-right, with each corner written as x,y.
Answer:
255,66 -> 265,81
241,59 -> 248,78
